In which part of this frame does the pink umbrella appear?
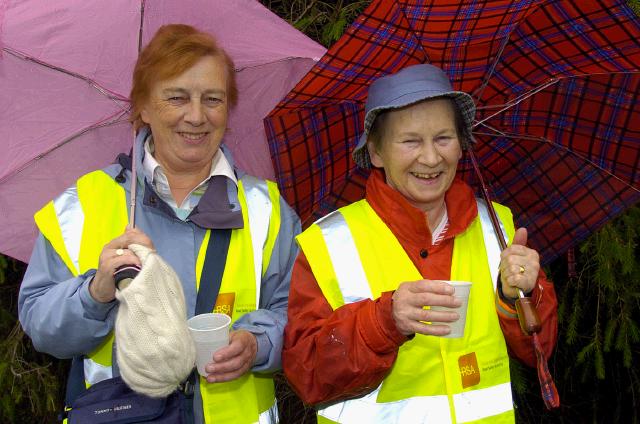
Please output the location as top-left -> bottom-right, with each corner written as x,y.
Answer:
0,0 -> 326,263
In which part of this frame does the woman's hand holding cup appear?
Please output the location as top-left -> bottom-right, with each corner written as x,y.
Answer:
392,279 -> 462,337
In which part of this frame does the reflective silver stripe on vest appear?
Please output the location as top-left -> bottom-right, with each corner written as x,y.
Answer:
476,199 -> 509,291
453,382 -> 513,422
52,185 -> 111,384
53,185 -> 84,275
84,358 -> 112,386
316,211 -> 373,304
258,400 -> 278,424
83,337 -> 119,385
318,384 -> 452,424
242,175 -> 272,307
318,381 -> 513,423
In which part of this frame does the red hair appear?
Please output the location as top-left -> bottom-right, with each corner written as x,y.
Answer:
130,24 -> 238,128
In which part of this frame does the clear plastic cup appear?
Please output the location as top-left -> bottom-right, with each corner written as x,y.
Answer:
430,281 -> 472,338
187,313 -> 231,376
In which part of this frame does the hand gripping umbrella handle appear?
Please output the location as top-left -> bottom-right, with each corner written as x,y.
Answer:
467,150 -> 541,334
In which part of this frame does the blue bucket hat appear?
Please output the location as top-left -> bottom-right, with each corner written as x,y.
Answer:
353,63 -> 476,168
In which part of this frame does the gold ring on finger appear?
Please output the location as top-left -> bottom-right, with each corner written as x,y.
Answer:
518,265 -> 526,274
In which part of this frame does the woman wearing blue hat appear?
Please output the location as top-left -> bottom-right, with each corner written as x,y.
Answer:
283,64 -> 558,423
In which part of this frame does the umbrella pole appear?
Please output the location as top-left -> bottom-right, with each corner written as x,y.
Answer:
113,129 -> 141,290
129,128 -> 138,228
467,149 -> 541,334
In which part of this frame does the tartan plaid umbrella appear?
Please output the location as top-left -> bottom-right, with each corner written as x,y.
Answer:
265,0 -> 640,265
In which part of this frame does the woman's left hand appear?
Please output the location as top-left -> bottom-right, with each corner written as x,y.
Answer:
204,330 -> 257,383
499,227 -> 540,300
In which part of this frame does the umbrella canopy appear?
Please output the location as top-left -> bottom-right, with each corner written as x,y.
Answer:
265,0 -> 640,264
0,0 -> 326,263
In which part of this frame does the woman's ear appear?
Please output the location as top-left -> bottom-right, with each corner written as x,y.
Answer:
368,141 -> 384,168
140,108 -> 150,124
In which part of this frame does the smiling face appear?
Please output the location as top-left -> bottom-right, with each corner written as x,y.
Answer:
368,98 -> 462,213
140,55 -> 229,175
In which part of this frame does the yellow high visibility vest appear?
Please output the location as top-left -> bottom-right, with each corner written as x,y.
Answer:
297,199 -> 516,424
35,170 -> 281,424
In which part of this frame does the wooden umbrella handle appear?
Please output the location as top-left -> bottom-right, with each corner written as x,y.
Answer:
515,297 -> 542,335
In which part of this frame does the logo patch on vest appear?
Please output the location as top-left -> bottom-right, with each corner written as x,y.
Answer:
459,352 -> 480,388
213,293 -> 235,317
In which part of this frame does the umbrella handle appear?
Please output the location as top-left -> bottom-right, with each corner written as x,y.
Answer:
515,297 -> 542,335
467,149 -> 542,334
113,265 -> 141,290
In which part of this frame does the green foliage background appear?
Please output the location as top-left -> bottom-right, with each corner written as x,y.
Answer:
1,0 -> 638,422
0,254 -> 65,423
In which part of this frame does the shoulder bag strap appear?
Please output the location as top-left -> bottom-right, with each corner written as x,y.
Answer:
195,228 -> 232,315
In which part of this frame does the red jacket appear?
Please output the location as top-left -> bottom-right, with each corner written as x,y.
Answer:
283,169 -> 558,405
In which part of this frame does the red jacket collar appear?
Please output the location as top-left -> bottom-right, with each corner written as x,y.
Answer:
365,169 -> 478,246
